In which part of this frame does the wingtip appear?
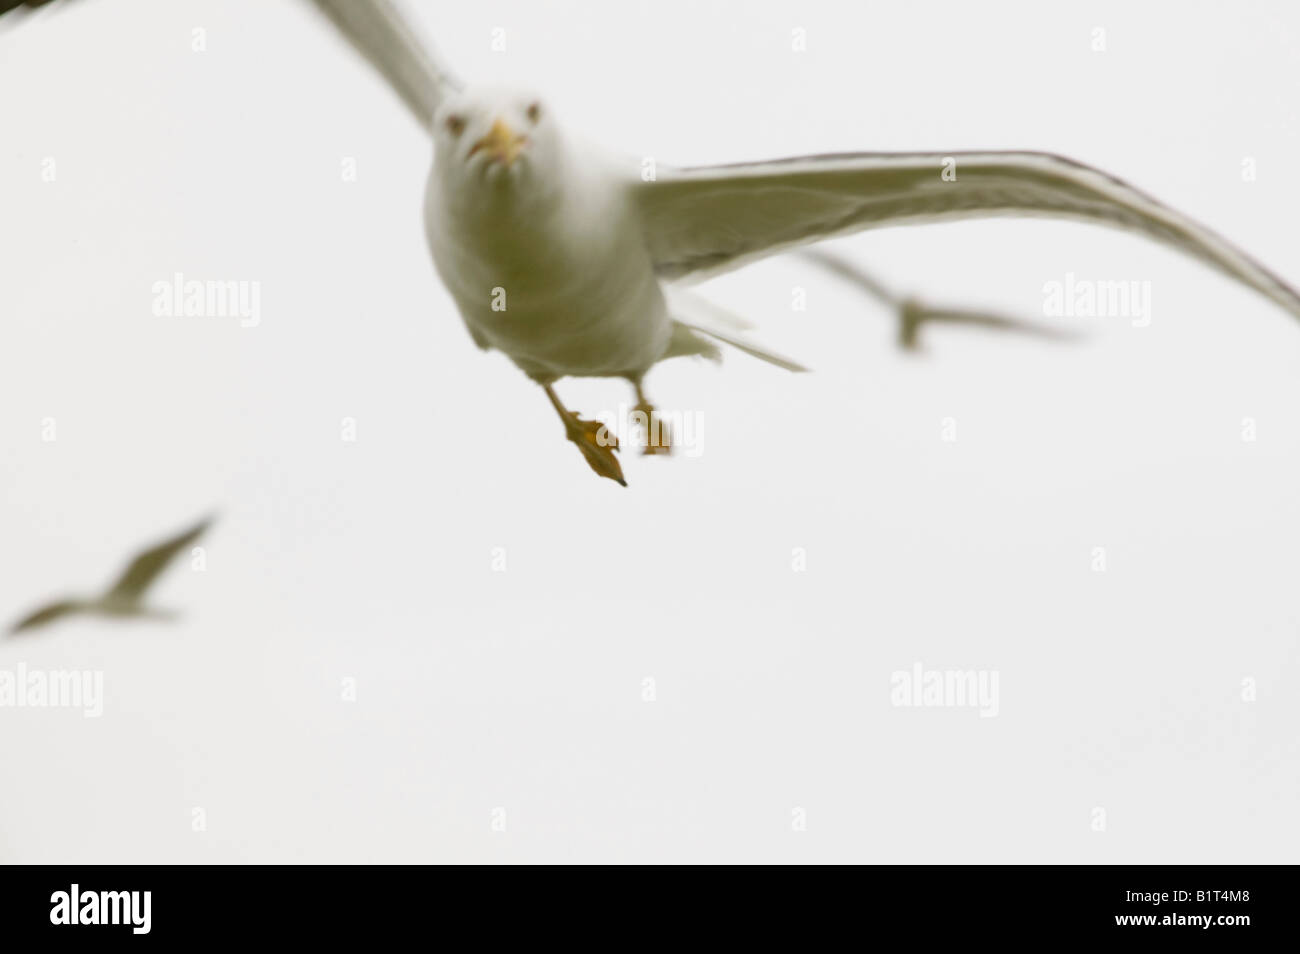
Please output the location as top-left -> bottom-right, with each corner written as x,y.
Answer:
192,512 -> 219,535
7,612 -> 46,636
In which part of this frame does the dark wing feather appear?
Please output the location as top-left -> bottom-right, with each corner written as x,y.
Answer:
9,599 -> 81,635
104,516 -> 213,602
0,0 -> 61,15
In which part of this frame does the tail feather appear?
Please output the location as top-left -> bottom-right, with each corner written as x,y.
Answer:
679,322 -> 810,372
667,288 -> 809,372
663,322 -> 723,362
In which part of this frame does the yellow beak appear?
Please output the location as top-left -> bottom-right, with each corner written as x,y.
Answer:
470,118 -> 527,166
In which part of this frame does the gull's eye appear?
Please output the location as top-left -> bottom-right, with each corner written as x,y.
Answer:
525,101 -> 542,124
444,114 -> 466,137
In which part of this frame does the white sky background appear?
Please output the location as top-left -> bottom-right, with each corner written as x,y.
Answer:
1,0 -> 1298,862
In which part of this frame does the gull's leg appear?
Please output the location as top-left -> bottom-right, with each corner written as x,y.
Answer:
541,382 -> 626,486
631,379 -> 672,456
799,248 -> 1078,351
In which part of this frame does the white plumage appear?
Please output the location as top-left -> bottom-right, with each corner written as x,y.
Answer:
310,0 -> 1300,485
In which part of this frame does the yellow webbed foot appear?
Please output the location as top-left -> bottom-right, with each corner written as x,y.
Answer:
564,415 -> 627,486
634,402 -> 672,456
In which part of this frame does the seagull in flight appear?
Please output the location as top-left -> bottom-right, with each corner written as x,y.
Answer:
304,0 -> 1300,485
8,515 -> 213,635
8,2 -> 1300,485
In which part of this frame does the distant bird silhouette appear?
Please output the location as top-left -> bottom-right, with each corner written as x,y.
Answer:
8,515 -> 213,635
800,248 -> 1080,351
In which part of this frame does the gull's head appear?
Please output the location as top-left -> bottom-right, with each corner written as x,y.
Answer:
432,89 -> 559,197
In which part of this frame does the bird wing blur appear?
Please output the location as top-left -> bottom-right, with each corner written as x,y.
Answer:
801,247 -> 1078,349
309,0 -> 460,133
9,600 -> 82,635
103,515 -> 212,602
630,152 -> 1300,320
0,0 -> 58,16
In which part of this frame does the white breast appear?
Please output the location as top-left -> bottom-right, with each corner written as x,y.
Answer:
424,159 -> 671,381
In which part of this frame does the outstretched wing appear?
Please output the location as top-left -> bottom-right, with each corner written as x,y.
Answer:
630,151 -> 1300,322
0,0 -> 59,16
308,0 -> 461,134
104,516 -> 213,602
9,599 -> 81,635
3,0 -> 463,135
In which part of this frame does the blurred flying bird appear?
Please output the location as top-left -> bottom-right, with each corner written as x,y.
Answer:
799,248 -> 1081,351
8,515 -> 213,635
